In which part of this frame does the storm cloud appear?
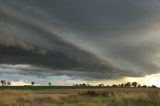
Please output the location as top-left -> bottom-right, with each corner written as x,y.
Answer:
0,0 -> 160,82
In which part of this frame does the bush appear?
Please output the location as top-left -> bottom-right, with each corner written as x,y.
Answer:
86,91 -> 99,97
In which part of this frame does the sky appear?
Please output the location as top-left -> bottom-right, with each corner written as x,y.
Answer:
1,0 -> 160,86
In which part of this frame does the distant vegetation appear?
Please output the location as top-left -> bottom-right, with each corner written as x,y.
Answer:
0,80 -> 158,90
73,82 -> 158,88
1,80 -> 11,86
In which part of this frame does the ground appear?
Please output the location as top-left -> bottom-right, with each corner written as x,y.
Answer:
0,87 -> 159,106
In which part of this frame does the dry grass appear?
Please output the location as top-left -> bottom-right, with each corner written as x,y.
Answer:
0,88 -> 159,106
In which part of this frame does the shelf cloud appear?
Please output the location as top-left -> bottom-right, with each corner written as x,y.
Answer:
0,0 -> 160,82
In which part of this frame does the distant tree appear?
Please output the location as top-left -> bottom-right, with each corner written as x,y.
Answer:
80,83 -> 87,87
125,82 -> 131,87
1,80 -> 6,86
48,82 -> 51,86
7,82 -> 11,86
151,85 -> 157,88
31,82 -> 35,86
98,84 -> 104,87
142,85 -> 147,88
132,82 -> 138,87
120,83 -> 125,88
112,84 -> 119,88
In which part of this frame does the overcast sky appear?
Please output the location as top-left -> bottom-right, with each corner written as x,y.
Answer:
1,0 -> 160,85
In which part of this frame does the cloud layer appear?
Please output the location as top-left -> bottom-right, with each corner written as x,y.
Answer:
0,0 -> 160,82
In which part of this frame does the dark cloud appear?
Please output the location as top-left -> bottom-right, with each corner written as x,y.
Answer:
18,0 -> 160,36
0,1 -> 123,79
0,0 -> 160,81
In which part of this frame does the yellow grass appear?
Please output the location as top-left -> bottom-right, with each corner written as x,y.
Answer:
0,88 -> 159,106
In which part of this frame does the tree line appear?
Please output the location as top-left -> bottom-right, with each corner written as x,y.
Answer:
0,80 -> 11,86
73,82 -> 158,88
0,80 -> 158,88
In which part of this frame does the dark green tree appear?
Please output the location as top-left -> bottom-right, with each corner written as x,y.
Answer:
132,82 -> 138,87
48,82 -> 51,86
98,84 -> 104,87
1,80 -> 6,86
31,82 -> 35,86
7,82 -> 11,86
125,82 -> 131,87
120,83 -> 125,87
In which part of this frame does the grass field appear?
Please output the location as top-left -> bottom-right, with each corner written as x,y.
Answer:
0,87 -> 159,106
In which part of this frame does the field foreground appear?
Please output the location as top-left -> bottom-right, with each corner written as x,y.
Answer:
0,88 -> 160,106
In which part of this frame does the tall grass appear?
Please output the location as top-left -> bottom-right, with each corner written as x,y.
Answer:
0,90 -> 159,106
